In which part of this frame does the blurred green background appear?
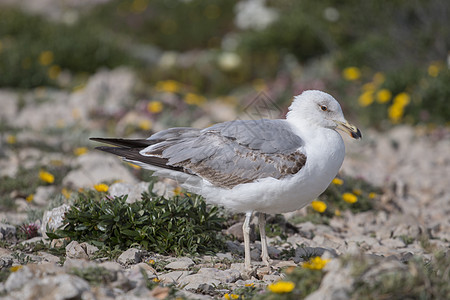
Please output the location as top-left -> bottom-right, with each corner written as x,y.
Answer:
0,0 -> 449,129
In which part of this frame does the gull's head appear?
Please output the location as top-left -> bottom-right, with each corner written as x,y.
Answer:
287,90 -> 362,139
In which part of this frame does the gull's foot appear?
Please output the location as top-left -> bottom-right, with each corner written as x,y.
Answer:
262,255 -> 273,268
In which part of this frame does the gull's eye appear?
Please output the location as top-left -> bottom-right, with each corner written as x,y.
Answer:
320,105 -> 328,111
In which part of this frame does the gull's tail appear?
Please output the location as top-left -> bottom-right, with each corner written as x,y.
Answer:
89,137 -> 203,192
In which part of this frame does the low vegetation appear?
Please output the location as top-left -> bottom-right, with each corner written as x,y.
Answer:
47,189 -> 226,256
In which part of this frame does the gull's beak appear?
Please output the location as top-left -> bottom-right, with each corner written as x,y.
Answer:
335,120 -> 362,139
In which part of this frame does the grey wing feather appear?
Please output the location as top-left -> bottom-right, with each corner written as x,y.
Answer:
141,119 -> 307,188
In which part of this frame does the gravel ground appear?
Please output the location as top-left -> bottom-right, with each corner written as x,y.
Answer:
0,69 -> 448,299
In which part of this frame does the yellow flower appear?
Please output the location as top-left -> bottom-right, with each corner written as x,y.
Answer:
39,51 -> 54,66
428,63 -> 441,77
302,257 -> 331,270
152,278 -> 160,283
74,147 -> 88,156
334,209 -> 341,216
126,162 -> 141,169
10,265 -> 22,272
39,170 -> 55,184
94,183 -> 109,192
372,72 -> 385,85
342,67 -> 361,81
311,200 -> 327,213
148,259 -> 155,264
62,188 -> 71,199
352,189 -> 362,196
362,82 -> 375,92
267,281 -> 295,293
155,80 -> 181,93
358,91 -> 374,107
147,101 -> 163,114
184,93 -> 207,106
48,65 -> 61,80
50,159 -> 63,166
244,283 -> 255,287
388,103 -> 404,123
332,178 -> 343,185
6,135 -> 16,144
223,294 -> 239,300
393,92 -> 410,106
173,186 -> 182,196
369,192 -> 377,199
138,119 -> 152,131
130,0 -> 148,13
342,192 -> 358,204
26,194 -> 34,203
376,89 -> 392,103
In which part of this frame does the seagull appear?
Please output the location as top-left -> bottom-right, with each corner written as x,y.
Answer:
91,90 -> 361,270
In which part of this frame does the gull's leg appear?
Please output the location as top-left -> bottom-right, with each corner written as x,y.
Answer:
243,212 -> 253,270
258,212 -> 271,267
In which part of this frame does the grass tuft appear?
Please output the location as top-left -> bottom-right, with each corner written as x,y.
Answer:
47,190 -> 226,256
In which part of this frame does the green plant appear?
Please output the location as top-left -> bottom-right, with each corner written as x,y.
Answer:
350,252 -> 450,299
0,269 -> 11,283
88,0 -> 237,51
255,267 -> 324,300
0,7 -> 133,88
0,164 -> 71,211
48,190 -> 225,256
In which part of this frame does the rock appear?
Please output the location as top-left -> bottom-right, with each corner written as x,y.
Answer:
118,248 -> 143,265
159,271 -> 192,284
215,252 -> 233,261
226,222 -> 256,242
250,248 -> 261,261
130,262 -> 157,277
9,274 -> 91,300
126,265 -> 153,288
14,91 -> 73,130
37,252 -> 60,264
226,222 -> 245,241
64,258 -> 96,270
41,204 -> 70,241
179,268 -> 240,291
346,235 -> 380,250
63,152 -> 137,189
226,240 -> 244,255
256,266 -> 271,279
20,237 -> 44,245
262,274 -> 282,283
99,261 -> 123,272
165,257 -> 194,270
33,186 -> 56,206
4,265 -> 35,292
65,241 -> 99,259
109,182 -> 149,203
0,254 -> 13,269
381,238 -> 406,249
0,223 -> 16,240
69,67 -> 135,116
304,258 -> 354,300
273,260 -> 297,269
0,90 -> 18,124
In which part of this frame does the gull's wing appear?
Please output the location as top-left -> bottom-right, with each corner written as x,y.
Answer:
139,119 -> 307,188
